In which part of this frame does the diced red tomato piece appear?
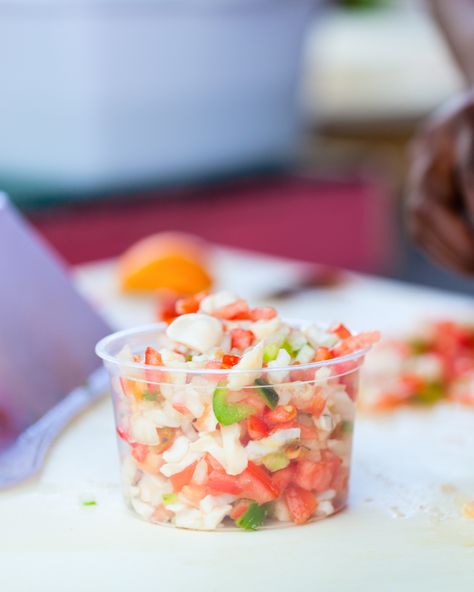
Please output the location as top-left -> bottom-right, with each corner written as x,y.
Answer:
145,346 -> 163,366
265,405 -> 297,425
311,394 -> 326,418
294,459 -> 317,491
311,461 -> 338,493
331,465 -> 349,494
230,328 -> 255,350
207,471 -> 243,495
222,354 -> 241,368
269,420 -> 298,434
314,346 -> 334,362
247,415 -> 270,440
248,307 -> 277,321
156,293 -> 179,324
272,464 -> 295,492
330,323 -> 352,340
213,299 -> 250,320
144,346 -> 165,386
175,291 -> 208,315
131,444 -> 149,463
298,424 -> 318,439
230,500 -> 252,521
116,426 -> 129,442
294,454 -> 342,493
238,462 -> 280,504
290,363 -> 315,382
170,462 -> 197,492
284,485 -> 317,525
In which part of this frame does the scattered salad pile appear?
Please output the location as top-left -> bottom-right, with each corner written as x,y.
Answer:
102,291 -> 379,530
362,320 -> 474,411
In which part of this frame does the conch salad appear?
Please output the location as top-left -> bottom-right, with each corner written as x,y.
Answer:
107,291 -> 379,530
362,320 -> 474,411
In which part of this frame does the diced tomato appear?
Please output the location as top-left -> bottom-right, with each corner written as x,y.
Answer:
222,354 -> 241,368
145,346 -> 162,366
170,462 -> 197,492
230,328 -> 255,350
330,323 -> 352,340
294,455 -> 341,493
311,394 -> 326,418
213,299 -> 250,320
290,363 -> 315,382
314,346 -> 333,362
207,471 -> 243,495
265,405 -> 297,425
269,420 -> 298,433
175,291 -> 208,315
333,331 -> 380,358
299,423 -> 318,439
284,485 -> 317,525
272,464 -> 295,492
116,426 -> 129,442
156,293 -> 179,324
155,427 -> 176,453
144,346 -> 165,387
311,461 -> 339,492
247,415 -> 270,440
237,461 -> 280,504
131,444 -> 149,463
230,500 -> 252,521
331,465 -> 349,494
248,307 -> 277,321
294,459 -> 317,491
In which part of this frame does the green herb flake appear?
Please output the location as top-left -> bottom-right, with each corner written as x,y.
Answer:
82,500 -> 97,506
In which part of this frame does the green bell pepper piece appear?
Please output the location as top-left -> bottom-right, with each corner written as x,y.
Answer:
213,385 -> 256,426
235,502 -> 268,531
254,378 -> 279,409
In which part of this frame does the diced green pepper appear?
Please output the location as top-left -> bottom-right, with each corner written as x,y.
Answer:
282,340 -> 297,357
142,390 -> 157,401
412,382 -> 444,405
235,502 -> 268,531
162,493 -> 178,505
342,420 -> 353,434
213,385 -> 256,426
82,500 -> 96,506
262,452 -> 290,472
263,343 -> 280,363
254,378 -> 279,409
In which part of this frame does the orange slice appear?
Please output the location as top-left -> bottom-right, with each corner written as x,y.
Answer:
119,232 -> 213,294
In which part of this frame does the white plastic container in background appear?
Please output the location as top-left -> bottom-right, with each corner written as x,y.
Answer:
0,0 -> 317,198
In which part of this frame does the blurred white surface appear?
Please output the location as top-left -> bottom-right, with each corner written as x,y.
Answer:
0,0 -> 315,195
303,2 -> 464,123
1,248 -> 473,591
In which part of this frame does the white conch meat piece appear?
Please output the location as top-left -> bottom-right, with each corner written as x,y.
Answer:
267,348 -> 292,384
167,314 -> 223,353
199,291 -> 238,314
228,341 -> 264,390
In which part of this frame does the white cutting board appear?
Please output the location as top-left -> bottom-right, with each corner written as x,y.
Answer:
1,249 -> 473,591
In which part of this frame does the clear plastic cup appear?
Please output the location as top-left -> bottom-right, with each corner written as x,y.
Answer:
96,323 -> 371,531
